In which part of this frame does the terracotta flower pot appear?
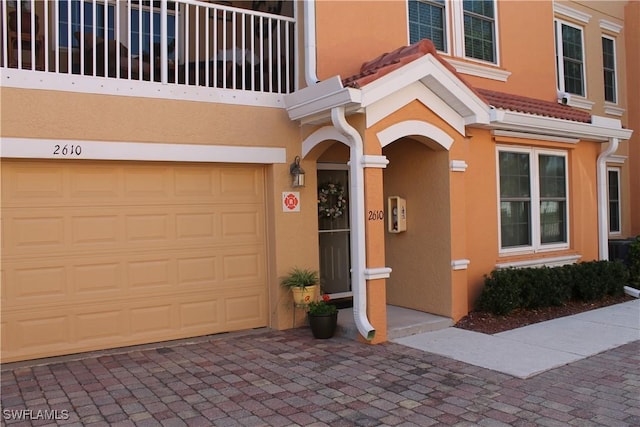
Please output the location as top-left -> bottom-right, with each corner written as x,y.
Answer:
308,312 -> 338,339
291,285 -> 317,306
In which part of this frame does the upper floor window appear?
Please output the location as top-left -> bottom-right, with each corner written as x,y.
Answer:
58,0 -> 177,59
554,19 -> 585,96
408,0 -> 447,51
498,147 -> 569,253
463,0 -> 496,63
58,0 -> 115,48
602,36 -> 617,103
608,167 -> 621,234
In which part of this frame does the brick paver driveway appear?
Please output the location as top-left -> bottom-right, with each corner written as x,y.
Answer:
1,328 -> 639,426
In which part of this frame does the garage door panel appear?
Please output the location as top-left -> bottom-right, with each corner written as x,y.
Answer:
220,168 -> 264,201
2,160 -> 268,362
5,165 -> 65,200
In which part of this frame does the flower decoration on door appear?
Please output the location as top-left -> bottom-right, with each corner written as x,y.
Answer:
318,182 -> 347,219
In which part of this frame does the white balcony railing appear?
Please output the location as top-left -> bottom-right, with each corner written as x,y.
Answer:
1,0 -> 296,94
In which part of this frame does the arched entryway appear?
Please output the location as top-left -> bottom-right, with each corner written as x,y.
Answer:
382,137 -> 452,317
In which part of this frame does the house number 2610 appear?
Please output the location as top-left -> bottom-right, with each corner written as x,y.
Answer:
53,144 -> 82,156
368,210 -> 384,221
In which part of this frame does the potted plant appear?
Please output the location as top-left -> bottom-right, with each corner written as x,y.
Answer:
280,267 -> 319,306
307,294 -> 338,339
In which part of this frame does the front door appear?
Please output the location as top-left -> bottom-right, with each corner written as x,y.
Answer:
317,165 -> 352,297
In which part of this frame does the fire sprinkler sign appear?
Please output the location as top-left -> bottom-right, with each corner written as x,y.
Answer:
282,192 -> 300,212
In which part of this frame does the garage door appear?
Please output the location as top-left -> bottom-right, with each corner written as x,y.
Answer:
1,160 -> 268,362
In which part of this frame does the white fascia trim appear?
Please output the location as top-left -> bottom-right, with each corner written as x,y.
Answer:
446,58 -> 511,82
450,160 -> 468,172
451,259 -> 470,270
367,82 -> 466,135
361,155 -> 389,169
376,119 -> 454,150
361,55 -> 490,126
363,267 -> 392,280
0,69 -> 286,108
604,104 -> 625,117
600,19 -> 622,34
496,254 -> 581,269
554,3 -> 591,23
492,129 -> 580,144
608,155 -> 627,164
284,75 -> 361,122
0,138 -> 287,164
489,109 -> 633,141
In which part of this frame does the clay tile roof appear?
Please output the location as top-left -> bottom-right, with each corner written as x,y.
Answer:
342,39 -> 460,88
341,39 -> 592,124
476,88 -> 591,123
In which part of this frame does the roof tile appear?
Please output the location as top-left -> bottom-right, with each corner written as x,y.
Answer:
477,88 -> 592,123
341,39 -> 592,124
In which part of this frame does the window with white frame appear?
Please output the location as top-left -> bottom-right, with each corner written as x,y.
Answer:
497,147 -> 569,252
58,0 -> 177,59
408,0 -> 447,51
608,167 -> 621,234
462,0 -> 496,63
554,19 -> 585,96
602,36 -> 617,103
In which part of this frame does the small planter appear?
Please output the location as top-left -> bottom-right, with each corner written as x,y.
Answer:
308,312 -> 338,339
291,285 -> 317,306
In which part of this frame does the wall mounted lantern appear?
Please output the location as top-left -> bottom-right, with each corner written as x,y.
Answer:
289,156 -> 305,188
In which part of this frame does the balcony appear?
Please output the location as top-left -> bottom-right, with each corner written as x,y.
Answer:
1,0 -> 296,98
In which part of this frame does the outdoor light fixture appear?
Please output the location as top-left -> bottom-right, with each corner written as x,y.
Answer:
289,156 -> 305,188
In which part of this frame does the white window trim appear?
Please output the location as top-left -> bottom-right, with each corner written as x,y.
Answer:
554,18 -> 587,98
602,34 -> 618,105
406,0 -> 451,55
451,0 -> 500,66
607,166 -> 622,236
496,146 -> 570,255
553,3 -> 591,24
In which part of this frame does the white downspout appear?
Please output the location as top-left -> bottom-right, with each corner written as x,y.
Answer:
303,0 -> 319,86
596,137 -> 619,260
331,106 -> 376,341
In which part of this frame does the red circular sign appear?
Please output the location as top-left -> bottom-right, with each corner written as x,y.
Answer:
284,193 -> 299,210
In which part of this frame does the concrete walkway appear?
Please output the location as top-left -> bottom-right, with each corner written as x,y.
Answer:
393,299 -> 640,378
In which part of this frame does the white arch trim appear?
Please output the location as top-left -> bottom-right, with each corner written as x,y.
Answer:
376,120 -> 454,151
301,126 -> 351,158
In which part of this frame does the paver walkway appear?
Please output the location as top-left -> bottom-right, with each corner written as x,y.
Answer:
1,328 -> 638,426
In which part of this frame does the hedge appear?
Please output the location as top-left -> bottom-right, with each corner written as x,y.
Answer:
476,260 -> 629,315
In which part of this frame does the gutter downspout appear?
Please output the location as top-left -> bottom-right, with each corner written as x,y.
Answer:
596,137 -> 619,260
331,106 -> 375,341
303,0 -> 319,86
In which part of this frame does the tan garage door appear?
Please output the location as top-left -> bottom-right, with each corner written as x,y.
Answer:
1,159 -> 268,362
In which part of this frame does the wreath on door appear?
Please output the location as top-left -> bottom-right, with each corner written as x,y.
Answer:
318,182 -> 347,219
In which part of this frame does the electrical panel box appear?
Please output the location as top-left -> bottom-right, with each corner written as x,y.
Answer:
388,196 -> 407,233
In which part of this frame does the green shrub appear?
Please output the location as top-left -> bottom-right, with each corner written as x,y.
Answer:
628,235 -> 640,287
476,260 -> 628,315
476,269 -> 522,315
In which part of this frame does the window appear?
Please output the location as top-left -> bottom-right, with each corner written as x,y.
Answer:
463,0 -> 496,63
58,1 -> 176,59
608,168 -> 621,234
408,0 -> 447,51
498,148 -> 568,252
602,36 -> 617,103
58,0 -> 115,48
554,20 -> 585,96
130,4 -> 177,59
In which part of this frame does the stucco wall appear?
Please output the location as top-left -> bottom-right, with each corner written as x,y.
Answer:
0,87 -> 321,332
383,138 -> 452,317
463,129 -> 602,308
